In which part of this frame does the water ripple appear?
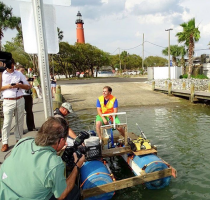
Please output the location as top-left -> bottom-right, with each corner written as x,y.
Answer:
70,104 -> 210,200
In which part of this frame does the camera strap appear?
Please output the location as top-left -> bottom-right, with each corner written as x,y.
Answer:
16,137 -> 34,147
74,159 -> 80,171
16,137 -> 56,154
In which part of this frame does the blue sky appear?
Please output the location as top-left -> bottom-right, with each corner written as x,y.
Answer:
2,0 -> 210,58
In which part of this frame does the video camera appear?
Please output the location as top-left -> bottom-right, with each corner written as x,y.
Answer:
61,131 -> 90,171
0,51 -> 13,72
27,78 -> 34,82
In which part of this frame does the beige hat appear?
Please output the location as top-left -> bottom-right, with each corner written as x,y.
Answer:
61,102 -> 73,113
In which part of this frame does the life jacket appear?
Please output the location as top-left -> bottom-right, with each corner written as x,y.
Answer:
98,95 -> 116,114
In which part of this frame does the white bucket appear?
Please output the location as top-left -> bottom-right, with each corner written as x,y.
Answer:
84,136 -> 100,147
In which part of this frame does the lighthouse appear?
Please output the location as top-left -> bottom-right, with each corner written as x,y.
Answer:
75,11 -> 85,43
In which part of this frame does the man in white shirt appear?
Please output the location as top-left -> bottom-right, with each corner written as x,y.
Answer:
0,59 -> 30,152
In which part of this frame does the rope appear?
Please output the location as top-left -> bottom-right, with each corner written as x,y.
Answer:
142,160 -> 165,170
80,172 -> 114,188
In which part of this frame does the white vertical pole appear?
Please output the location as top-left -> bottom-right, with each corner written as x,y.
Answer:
168,30 -> 171,79
32,0 -> 53,119
119,48 -> 121,70
142,33 -> 144,70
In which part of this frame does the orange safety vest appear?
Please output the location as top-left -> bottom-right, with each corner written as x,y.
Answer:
98,95 -> 116,114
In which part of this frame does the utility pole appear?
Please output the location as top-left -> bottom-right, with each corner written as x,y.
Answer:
32,0 -> 53,118
165,28 -> 173,79
142,33 -> 144,71
52,55 -> 54,76
119,48 -> 121,70
125,53 -> 129,70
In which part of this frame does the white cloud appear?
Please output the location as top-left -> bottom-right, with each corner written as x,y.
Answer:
199,23 -> 210,38
181,10 -> 194,22
125,0 -> 184,16
138,14 -> 165,25
101,0 -> 109,3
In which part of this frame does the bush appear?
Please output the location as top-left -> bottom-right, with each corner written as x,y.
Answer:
191,74 -> 208,79
179,74 -> 208,79
179,74 -> 188,79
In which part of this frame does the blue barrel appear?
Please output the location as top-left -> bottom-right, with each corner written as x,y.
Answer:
80,160 -> 114,200
132,154 -> 171,189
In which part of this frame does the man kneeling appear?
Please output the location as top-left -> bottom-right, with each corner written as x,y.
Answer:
0,117 -> 85,200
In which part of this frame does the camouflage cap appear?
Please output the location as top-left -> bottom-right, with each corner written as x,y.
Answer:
61,102 -> 73,113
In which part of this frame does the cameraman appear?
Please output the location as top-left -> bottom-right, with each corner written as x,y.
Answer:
0,62 -> 4,90
0,58 -> 30,152
0,117 -> 85,200
0,52 -> 11,90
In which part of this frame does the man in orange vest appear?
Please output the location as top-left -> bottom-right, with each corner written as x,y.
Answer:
96,86 -> 124,139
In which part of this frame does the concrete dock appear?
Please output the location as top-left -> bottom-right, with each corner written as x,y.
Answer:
0,98 -> 45,165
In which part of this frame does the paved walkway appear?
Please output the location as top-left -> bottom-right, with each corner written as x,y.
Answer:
0,98 -> 45,165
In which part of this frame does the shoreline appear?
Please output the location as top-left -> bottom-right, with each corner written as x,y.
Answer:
61,82 -> 182,111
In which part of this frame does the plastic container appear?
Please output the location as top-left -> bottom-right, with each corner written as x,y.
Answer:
132,154 -> 171,189
84,136 -> 100,147
80,160 -> 114,200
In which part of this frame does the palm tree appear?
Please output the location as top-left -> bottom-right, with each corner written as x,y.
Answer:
162,45 -> 187,74
176,18 -> 200,78
0,2 -> 21,50
57,27 -> 64,42
162,45 -> 181,66
179,46 -> 187,74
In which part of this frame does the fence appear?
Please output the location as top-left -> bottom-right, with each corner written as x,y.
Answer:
147,66 -> 182,80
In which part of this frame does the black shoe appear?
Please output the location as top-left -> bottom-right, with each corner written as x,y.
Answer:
28,128 -> 38,132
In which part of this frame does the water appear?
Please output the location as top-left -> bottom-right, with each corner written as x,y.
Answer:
67,103 -> 210,200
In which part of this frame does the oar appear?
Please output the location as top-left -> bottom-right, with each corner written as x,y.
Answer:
136,123 -> 147,139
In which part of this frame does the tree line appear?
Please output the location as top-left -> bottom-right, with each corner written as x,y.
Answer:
0,1 -> 204,78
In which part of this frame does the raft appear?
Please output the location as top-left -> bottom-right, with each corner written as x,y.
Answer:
80,112 -> 176,200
